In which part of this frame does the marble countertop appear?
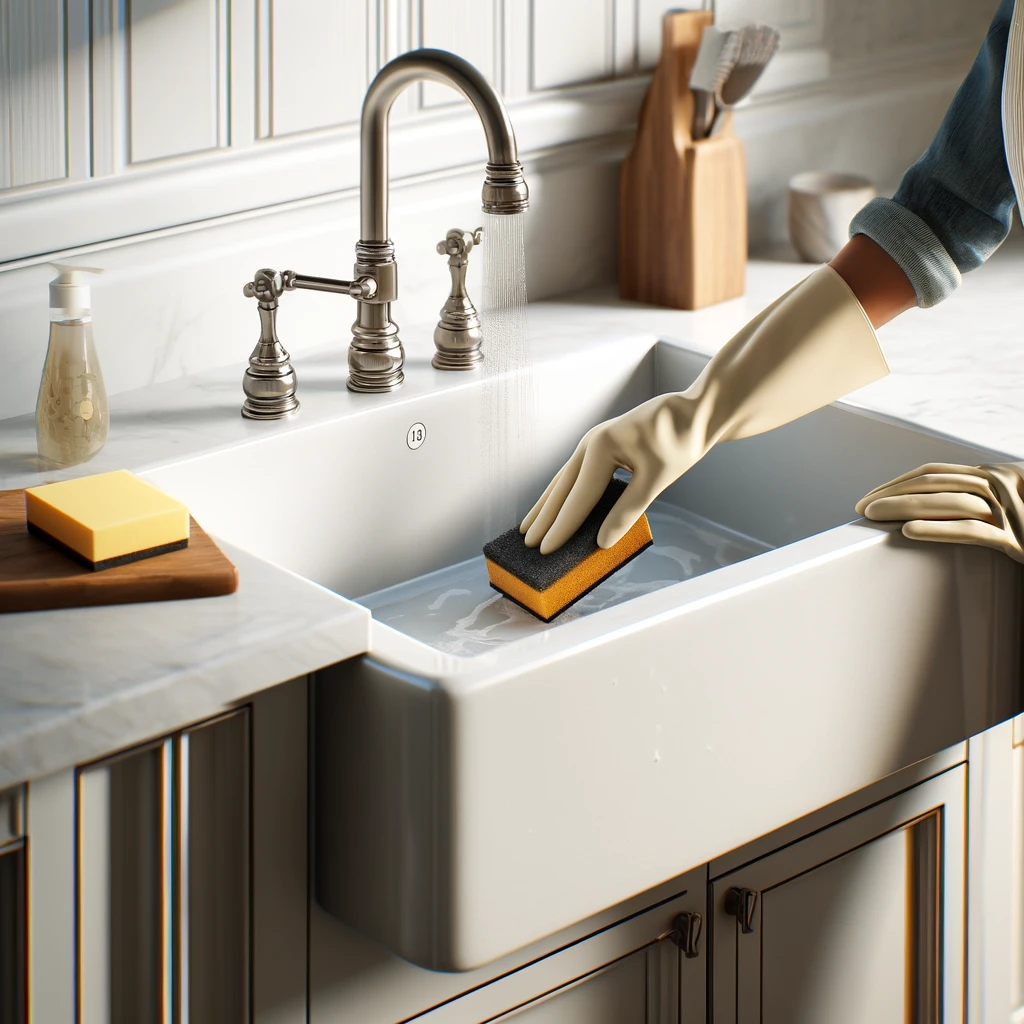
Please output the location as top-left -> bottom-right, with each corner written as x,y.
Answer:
0,541 -> 368,787
1,230 -> 1021,785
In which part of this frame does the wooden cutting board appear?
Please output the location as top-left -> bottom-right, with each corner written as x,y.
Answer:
0,488 -> 238,613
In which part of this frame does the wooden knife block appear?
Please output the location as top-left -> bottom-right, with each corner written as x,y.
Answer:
619,10 -> 747,310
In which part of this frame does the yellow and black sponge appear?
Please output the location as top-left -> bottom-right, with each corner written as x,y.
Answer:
483,478 -> 653,622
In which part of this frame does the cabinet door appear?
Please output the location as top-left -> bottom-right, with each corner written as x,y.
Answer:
711,766 -> 966,1024
0,787 -> 26,1024
78,708 -> 250,1023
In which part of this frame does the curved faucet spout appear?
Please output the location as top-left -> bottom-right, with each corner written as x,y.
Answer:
360,48 -> 529,241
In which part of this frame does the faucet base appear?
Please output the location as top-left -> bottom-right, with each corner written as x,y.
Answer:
347,369 -> 405,393
348,302 -> 405,392
432,350 -> 482,371
241,395 -> 301,420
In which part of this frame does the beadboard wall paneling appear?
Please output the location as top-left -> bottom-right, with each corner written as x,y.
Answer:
531,0 -> 615,91
0,0 -> 67,189
267,0 -> 370,137
419,0 -> 497,108
128,0 -> 227,163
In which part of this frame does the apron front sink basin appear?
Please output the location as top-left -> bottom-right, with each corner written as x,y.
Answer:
145,333 -> 1024,971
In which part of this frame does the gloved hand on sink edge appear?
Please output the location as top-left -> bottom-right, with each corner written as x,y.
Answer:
857,462 -> 1024,564
521,264 -> 890,554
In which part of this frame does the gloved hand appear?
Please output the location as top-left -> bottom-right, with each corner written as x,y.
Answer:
856,462 -> 1024,564
522,265 -> 889,553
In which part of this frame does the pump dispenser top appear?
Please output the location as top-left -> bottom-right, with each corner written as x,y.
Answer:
49,264 -> 103,318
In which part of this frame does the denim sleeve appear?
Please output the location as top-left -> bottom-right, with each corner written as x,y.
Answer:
849,0 -> 1017,308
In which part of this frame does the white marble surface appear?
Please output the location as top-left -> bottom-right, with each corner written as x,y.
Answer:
0,541 -> 368,786
0,231 -> 1020,783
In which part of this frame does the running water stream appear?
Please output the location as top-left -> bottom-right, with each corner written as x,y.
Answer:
479,211 -> 535,538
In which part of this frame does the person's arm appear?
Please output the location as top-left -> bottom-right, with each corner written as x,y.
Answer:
844,0 -> 1017,312
829,234 -> 918,328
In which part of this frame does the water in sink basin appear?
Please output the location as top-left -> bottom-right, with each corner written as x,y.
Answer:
359,501 -> 771,656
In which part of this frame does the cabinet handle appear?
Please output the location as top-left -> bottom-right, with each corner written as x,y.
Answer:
668,911 -> 702,958
724,887 -> 758,934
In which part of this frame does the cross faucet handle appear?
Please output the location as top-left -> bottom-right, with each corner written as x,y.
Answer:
243,268 -> 294,305
436,227 -> 484,264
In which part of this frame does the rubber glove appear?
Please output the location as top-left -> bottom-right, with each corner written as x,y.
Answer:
522,265 -> 889,553
857,462 -> 1024,564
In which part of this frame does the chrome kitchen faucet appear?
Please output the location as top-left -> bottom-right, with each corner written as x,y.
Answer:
240,49 -> 529,419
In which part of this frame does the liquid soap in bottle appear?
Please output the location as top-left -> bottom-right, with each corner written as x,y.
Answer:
36,264 -> 108,467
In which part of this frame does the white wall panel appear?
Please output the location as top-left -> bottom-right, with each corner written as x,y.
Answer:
91,0 -> 128,176
419,0 -> 497,108
635,0 -> 704,68
0,2 -> 9,189
128,0 -> 224,163
532,0 -> 614,91
0,0 -> 67,188
65,0 -> 91,179
268,0 -> 368,137
230,0 -> 256,147
637,0 -> 821,69
717,0 -> 824,47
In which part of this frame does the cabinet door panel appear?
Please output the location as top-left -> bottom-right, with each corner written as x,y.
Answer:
712,767 -> 965,1024
759,827 -> 911,1023
0,841 -> 26,1024
79,740 -> 170,1023
182,710 -> 250,1022
499,948 -> 648,1023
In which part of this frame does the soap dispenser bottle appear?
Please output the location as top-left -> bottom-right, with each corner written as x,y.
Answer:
36,264 -> 108,467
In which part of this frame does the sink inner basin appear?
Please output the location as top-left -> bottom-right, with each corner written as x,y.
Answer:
360,501 -> 770,655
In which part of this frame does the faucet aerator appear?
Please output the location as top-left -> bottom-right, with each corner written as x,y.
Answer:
481,162 -> 530,215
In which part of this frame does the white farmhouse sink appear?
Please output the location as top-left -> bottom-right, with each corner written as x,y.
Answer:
145,332 -> 1024,972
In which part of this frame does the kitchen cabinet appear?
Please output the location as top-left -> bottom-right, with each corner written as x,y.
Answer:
710,766 -> 966,1024
9,676 -> 1019,1024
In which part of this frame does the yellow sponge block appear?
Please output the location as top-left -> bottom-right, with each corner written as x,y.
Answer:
25,470 -> 190,571
482,479 -> 653,622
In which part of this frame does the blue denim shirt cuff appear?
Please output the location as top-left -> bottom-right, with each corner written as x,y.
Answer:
849,197 -> 963,308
